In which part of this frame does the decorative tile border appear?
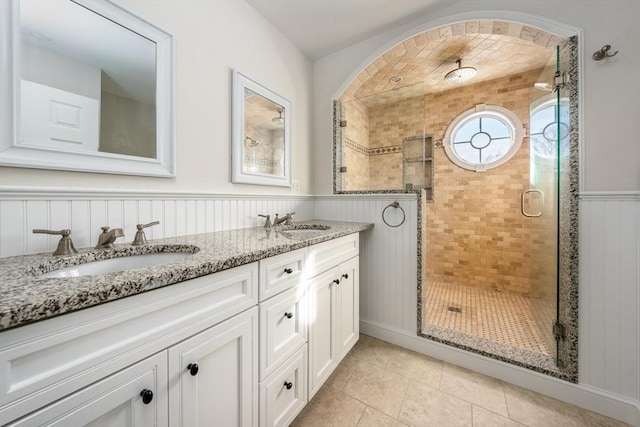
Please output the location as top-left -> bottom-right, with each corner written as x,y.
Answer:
344,138 -> 402,156
243,156 -> 280,167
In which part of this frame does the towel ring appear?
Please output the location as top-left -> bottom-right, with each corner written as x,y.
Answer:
382,202 -> 405,228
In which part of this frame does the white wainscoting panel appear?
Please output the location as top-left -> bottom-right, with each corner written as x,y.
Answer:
0,190 -> 314,257
579,196 -> 640,402
315,194 -> 419,333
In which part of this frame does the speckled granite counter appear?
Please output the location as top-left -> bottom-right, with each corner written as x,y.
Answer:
0,220 -> 373,331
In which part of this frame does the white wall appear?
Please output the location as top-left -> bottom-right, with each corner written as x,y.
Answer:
1,0 -> 313,195
313,0 -> 640,194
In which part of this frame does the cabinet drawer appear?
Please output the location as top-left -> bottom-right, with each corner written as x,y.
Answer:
307,234 -> 358,278
259,345 -> 307,427
0,263 -> 258,423
259,247 -> 307,301
260,285 -> 307,380
8,352 -> 168,427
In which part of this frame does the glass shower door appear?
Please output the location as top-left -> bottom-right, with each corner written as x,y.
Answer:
527,45 -> 570,362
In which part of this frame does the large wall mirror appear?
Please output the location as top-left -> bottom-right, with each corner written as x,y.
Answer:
0,0 -> 175,177
231,70 -> 291,187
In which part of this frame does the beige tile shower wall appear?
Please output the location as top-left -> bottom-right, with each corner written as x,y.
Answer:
368,96 -> 424,190
425,69 -> 546,295
345,148 -> 370,191
344,99 -> 370,191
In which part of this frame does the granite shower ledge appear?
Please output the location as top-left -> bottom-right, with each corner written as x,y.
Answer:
0,220 -> 373,331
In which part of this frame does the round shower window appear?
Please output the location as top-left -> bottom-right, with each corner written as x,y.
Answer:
443,104 -> 524,172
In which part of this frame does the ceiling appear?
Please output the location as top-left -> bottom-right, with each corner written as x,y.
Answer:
343,20 -> 565,105
245,0 -> 450,60
246,2 -> 566,105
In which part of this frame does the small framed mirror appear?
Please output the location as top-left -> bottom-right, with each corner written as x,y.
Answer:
231,70 -> 291,187
0,0 -> 175,177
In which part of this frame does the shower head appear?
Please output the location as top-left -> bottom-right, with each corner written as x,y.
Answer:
272,110 -> 284,125
444,59 -> 477,83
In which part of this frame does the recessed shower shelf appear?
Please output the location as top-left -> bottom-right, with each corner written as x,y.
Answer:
404,157 -> 432,163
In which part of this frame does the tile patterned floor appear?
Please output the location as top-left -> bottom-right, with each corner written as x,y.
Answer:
423,280 -> 553,355
292,334 -> 630,427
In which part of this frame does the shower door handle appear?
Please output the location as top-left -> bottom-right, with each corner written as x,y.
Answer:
521,189 -> 544,217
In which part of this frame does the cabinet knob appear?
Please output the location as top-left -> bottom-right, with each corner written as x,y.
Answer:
284,312 -> 294,319
284,381 -> 293,390
284,268 -> 293,274
333,279 -> 340,285
140,389 -> 154,404
187,363 -> 199,376
342,273 -> 349,279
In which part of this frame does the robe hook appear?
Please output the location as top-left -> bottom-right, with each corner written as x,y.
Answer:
592,45 -> 619,61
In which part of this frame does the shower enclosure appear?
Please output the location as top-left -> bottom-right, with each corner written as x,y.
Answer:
419,41 -> 576,377
333,23 -> 578,379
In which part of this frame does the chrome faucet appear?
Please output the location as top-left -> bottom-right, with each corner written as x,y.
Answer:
33,229 -> 78,256
274,212 -> 295,226
96,226 -> 124,249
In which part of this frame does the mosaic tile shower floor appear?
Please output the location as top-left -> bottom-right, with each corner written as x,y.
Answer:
423,280 -> 553,356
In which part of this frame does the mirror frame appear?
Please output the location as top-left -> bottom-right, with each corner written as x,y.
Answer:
0,0 -> 175,177
231,69 -> 291,187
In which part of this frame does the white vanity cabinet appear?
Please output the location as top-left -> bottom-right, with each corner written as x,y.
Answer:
0,263 -> 259,426
307,235 -> 359,399
0,230 -> 364,427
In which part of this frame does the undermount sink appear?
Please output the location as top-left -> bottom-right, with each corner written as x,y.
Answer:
41,252 -> 195,278
280,224 -> 331,234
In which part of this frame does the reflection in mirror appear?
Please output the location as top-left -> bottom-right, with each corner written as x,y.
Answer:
334,82 -> 430,195
232,70 -> 291,187
243,88 -> 285,177
20,0 -> 156,158
0,0 -> 175,177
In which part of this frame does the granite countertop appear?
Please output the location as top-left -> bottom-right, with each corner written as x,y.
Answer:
0,220 -> 373,331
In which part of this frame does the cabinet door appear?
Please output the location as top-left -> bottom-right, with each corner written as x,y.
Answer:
337,256 -> 359,359
168,307 -> 258,427
307,269 -> 338,399
8,352 -> 168,427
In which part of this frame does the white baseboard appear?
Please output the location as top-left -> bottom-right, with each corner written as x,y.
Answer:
360,319 -> 640,427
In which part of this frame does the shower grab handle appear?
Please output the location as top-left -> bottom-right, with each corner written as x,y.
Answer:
521,189 -> 544,217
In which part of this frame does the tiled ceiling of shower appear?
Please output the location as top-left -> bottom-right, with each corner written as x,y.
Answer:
342,21 -> 567,107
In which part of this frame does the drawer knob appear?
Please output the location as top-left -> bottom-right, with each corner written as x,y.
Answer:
284,312 -> 294,319
284,381 -> 293,390
284,268 -> 293,274
342,273 -> 349,279
187,363 -> 199,376
140,389 -> 154,404
333,279 -> 340,285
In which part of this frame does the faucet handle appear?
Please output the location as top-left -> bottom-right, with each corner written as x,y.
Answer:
132,221 -> 159,246
285,212 -> 296,226
137,221 -> 160,230
33,229 -> 77,256
258,214 -> 272,229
